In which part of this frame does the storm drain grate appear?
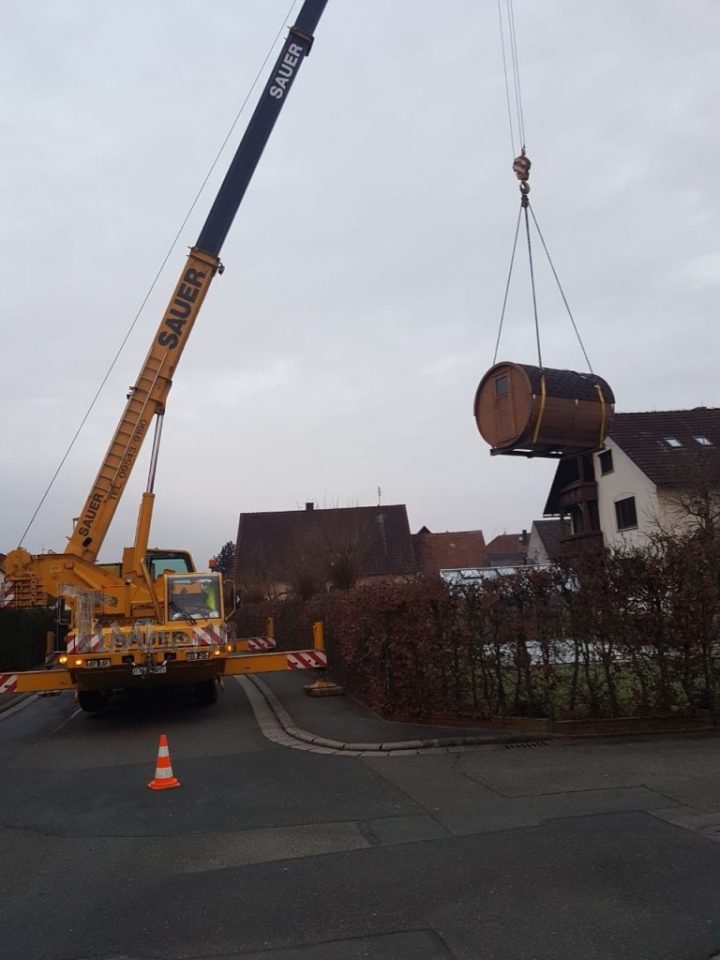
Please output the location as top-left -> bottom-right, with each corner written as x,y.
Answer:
504,740 -> 549,750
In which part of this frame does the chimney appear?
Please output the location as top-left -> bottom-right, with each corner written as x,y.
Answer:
305,502 -> 314,512
520,529 -> 529,544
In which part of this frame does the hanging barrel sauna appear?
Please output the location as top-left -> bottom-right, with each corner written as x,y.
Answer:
474,362 -> 615,458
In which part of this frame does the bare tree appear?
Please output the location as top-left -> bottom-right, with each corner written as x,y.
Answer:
317,513 -> 376,590
280,530 -> 325,601
278,513 -> 378,598
660,448 -> 720,541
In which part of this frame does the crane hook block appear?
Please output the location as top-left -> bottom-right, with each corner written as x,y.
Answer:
512,151 -> 531,192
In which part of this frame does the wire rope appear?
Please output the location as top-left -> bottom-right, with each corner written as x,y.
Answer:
506,0 -> 526,148
523,201 -> 542,370
18,0 -> 299,548
492,204 -> 523,364
492,0 -> 594,377
528,203 -> 594,373
496,0 -> 518,157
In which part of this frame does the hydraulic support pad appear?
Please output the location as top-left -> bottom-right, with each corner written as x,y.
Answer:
223,650 -> 326,676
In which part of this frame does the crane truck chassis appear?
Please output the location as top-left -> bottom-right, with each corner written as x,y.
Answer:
0,1 -> 331,711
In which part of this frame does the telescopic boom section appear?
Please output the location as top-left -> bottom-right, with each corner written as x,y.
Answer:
65,0 -> 329,564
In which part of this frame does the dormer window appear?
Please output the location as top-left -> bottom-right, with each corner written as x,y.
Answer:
694,436 -> 712,446
664,437 -> 683,448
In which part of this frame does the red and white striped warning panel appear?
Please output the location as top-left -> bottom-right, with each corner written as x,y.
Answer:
286,651 -> 327,670
66,633 -> 103,654
246,637 -> 276,651
193,625 -> 223,646
0,581 -> 15,608
0,674 -> 18,695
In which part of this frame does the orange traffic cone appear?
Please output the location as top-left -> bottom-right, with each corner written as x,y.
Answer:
147,733 -> 181,790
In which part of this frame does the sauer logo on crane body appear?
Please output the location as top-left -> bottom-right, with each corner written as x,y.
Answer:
269,43 -> 305,100
158,267 -> 207,349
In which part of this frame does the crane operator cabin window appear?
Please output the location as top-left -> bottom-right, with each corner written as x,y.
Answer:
167,574 -> 221,620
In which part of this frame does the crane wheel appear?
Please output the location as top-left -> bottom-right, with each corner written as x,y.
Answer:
78,690 -> 111,713
195,679 -> 218,706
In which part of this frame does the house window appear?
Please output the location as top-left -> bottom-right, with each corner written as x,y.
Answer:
663,437 -> 683,448
615,496 -> 638,531
694,436 -> 712,446
599,449 -> 614,475
495,375 -> 508,398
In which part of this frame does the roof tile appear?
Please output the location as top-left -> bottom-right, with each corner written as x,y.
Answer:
234,504 -> 418,579
413,530 -> 487,575
610,409 -> 720,485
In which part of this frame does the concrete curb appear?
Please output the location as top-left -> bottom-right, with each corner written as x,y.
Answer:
245,675 -> 544,753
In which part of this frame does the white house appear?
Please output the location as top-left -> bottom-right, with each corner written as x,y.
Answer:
544,408 -> 720,552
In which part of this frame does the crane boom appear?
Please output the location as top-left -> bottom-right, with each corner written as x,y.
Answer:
66,0 -> 329,564
1,2 -> 333,712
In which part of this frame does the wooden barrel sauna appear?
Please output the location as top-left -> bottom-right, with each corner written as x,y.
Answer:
474,362 -> 615,457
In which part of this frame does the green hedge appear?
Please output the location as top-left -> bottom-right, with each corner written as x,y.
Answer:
0,608 -> 57,671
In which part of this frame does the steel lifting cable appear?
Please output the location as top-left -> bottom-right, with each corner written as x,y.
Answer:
494,0 -> 540,366
522,192 -> 543,370
492,204 -> 522,365
506,0 -> 527,152
496,0 -> 518,158
528,204 -> 594,374
17,0 -> 300,548
496,0 -> 526,158
492,0 -> 594,376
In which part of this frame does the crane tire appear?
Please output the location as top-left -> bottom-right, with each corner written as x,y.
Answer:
78,690 -> 111,713
195,679 -> 218,706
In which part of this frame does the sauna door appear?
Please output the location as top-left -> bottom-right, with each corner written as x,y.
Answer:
493,372 -> 516,444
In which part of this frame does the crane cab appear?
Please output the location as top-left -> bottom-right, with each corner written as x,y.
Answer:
146,549 -> 196,578
165,572 -> 223,623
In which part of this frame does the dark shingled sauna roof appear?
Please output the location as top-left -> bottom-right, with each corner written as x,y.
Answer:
516,364 -> 615,403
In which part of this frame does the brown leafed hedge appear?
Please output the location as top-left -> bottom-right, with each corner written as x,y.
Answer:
237,534 -> 720,721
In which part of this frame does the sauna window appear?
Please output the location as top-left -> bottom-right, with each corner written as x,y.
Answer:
495,376 -> 508,398
694,436 -> 712,446
599,450 -> 614,475
663,437 -> 683,448
615,496 -> 638,531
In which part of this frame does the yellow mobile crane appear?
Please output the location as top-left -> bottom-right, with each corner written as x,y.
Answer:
0,1 -> 330,712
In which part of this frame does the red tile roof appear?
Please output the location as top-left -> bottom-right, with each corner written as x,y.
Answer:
485,532 -> 529,567
413,530 -> 487,575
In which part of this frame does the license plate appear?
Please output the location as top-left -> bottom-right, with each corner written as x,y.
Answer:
132,664 -> 168,676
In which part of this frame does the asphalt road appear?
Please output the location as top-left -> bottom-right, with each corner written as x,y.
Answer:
2,679 -> 720,960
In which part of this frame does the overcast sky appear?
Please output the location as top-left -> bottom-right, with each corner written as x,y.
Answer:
1,1 -> 718,567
